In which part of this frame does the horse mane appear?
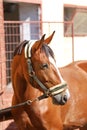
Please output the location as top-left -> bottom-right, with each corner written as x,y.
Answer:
13,40 -> 29,56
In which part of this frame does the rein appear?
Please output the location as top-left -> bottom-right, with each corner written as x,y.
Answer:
0,93 -> 49,114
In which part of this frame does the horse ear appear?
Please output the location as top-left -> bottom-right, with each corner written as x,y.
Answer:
36,33 -> 46,49
31,34 -> 46,54
40,34 -> 46,44
44,31 -> 55,44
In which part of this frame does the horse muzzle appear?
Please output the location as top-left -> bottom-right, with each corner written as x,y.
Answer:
52,89 -> 69,105
48,83 -> 70,105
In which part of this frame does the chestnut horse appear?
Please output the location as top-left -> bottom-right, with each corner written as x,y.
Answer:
11,31 -> 70,130
11,31 -> 87,130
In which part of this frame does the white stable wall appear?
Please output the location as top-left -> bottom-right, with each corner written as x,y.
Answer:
42,0 -> 67,67
42,0 -> 87,67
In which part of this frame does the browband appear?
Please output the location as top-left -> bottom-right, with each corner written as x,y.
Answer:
25,40 -> 36,58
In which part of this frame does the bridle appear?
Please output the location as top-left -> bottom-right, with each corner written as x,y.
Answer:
27,57 -> 67,98
25,41 -> 68,100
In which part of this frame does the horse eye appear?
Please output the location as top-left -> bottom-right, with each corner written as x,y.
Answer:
41,63 -> 48,69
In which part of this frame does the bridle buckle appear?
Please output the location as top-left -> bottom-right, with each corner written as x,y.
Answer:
29,71 -> 35,77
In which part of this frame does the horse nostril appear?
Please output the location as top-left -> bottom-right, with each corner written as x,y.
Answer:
63,95 -> 67,102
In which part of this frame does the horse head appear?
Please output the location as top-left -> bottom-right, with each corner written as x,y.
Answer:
25,31 -> 70,105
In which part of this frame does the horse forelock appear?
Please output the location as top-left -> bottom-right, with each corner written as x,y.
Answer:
41,44 -> 55,61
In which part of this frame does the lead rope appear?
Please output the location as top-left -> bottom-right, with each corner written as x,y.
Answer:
0,93 -> 48,114
0,100 -> 32,114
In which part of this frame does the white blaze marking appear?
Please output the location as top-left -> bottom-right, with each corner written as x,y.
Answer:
49,56 -> 70,99
49,56 -> 65,82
